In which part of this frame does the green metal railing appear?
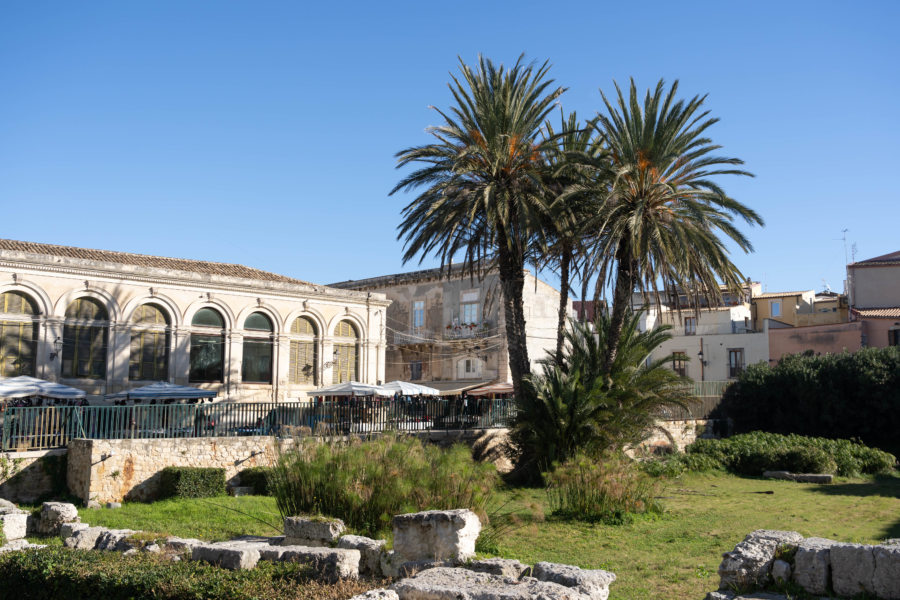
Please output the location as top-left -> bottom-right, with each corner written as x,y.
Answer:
0,398 -> 518,451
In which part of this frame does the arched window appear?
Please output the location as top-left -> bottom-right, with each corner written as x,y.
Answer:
289,317 -> 318,385
0,291 -> 39,377
62,297 -> 108,379
189,307 -> 225,383
332,320 -> 358,383
242,312 -> 273,384
129,304 -> 170,381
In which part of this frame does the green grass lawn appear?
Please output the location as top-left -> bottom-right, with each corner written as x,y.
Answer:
71,472 -> 900,600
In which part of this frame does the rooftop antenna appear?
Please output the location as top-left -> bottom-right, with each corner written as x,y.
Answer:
851,242 -> 857,263
840,229 -> 849,267
821,279 -> 831,293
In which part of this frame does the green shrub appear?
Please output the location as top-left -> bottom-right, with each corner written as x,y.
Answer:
717,347 -> 900,454
640,452 -> 723,478
546,453 -> 662,524
269,434 -> 498,537
0,547 -> 371,599
158,467 -> 226,499
239,467 -> 272,495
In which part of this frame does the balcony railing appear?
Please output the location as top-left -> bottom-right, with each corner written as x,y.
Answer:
443,324 -> 492,340
393,329 -> 436,345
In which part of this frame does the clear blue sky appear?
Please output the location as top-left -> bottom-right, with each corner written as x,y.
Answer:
1,1 -> 897,295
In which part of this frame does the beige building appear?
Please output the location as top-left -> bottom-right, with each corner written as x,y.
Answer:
848,250 -> 900,348
330,265 -> 570,392
751,290 -> 848,329
0,239 -> 388,402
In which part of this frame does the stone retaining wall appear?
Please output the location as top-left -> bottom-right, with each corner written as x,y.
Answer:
67,437 -> 283,504
0,449 -> 68,504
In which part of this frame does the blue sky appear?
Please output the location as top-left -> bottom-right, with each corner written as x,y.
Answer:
1,1 -> 897,295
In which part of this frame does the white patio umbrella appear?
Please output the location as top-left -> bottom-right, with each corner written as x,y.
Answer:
381,381 -> 440,396
0,376 -> 87,400
105,381 -> 218,401
308,381 -> 394,397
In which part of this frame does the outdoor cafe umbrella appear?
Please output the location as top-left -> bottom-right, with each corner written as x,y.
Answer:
381,380 -> 440,396
105,382 -> 218,402
0,376 -> 87,400
307,381 -> 394,397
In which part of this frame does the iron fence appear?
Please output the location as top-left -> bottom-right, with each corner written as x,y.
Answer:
656,380 -> 732,420
0,398 -> 518,451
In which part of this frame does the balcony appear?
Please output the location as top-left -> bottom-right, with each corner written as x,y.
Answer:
393,328 -> 436,345
443,323 -> 492,340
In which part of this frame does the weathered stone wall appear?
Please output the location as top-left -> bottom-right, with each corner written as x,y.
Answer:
639,419 -> 715,452
0,449 -> 68,504
66,437 -> 283,504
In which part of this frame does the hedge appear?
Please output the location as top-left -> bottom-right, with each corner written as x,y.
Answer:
239,467 -> 272,495
0,548 -> 372,600
715,347 -> 900,453
158,467 -> 226,499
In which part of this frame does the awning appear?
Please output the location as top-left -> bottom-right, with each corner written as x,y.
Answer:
467,382 -> 514,397
381,381 -> 441,396
105,382 -> 218,401
306,381 -> 394,397
425,380 -> 493,396
0,376 -> 87,400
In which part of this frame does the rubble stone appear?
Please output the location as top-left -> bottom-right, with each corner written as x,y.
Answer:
283,516 -> 345,547
874,544 -> 900,600
60,522 -> 90,539
191,542 -> 261,570
830,542 -> 876,598
792,537 -> 835,595
392,509 -> 481,562
259,545 -> 360,582
0,499 -> 20,514
770,559 -> 791,584
0,512 -> 27,541
95,529 -> 138,552
64,526 -> 107,550
467,557 -> 531,579
391,567 -> 591,600
349,590 -> 399,600
338,534 -> 387,576
718,531 -> 802,590
39,502 -> 80,535
533,562 -> 616,600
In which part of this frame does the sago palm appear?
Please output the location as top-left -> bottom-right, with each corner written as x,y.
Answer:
392,55 -> 565,398
578,79 -> 763,370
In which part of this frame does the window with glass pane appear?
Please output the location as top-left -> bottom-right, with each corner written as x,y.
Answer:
289,340 -> 317,384
242,339 -> 273,383
65,297 -> 107,320
770,301 -> 781,317
461,302 -> 479,324
672,351 -> 687,377
684,316 -> 696,335
1,291 -> 37,315
133,304 -> 169,325
0,320 -> 37,376
129,331 -> 169,380
245,312 -> 273,331
410,360 -> 422,381
190,334 -> 224,382
728,348 -> 744,378
332,343 -> 357,383
412,301 -> 425,329
62,325 -> 107,379
192,307 -> 225,328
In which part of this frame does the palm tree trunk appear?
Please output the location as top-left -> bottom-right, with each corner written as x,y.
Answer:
496,231 -> 531,402
555,243 -> 572,361
602,240 -> 637,373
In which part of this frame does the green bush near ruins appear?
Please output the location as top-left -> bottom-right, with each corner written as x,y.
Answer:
0,547 -> 374,600
158,467 -> 226,499
268,434 -> 497,537
238,466 -> 272,496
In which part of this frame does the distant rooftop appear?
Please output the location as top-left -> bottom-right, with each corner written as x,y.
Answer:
852,307 -> 900,319
850,250 -> 900,266
753,290 -> 812,299
329,262 -> 494,290
0,238 -> 314,286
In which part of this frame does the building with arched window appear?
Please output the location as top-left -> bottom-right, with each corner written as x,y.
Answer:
0,239 -> 388,402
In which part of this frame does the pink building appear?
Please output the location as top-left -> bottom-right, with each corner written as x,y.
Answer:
848,250 -> 900,348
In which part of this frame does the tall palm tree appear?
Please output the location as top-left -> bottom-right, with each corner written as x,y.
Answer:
392,55 -> 565,400
580,79 -> 763,371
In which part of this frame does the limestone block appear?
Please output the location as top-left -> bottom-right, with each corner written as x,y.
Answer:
399,559 -> 459,578
106,502 -> 122,509
338,534 -> 387,576
874,544 -> 900,600
533,562 -> 617,600
283,516 -> 345,547
392,509 -> 481,562
163,537 -> 202,552
381,550 -> 401,578
95,529 -> 138,552
792,537 -> 835,595
144,543 -> 161,554
0,499 -> 20,514
390,567 -> 590,600
718,531 -> 802,590
122,548 -> 139,557
793,474 -> 832,484
39,502 -> 80,535
259,545 -> 360,582
467,557 -> 531,579
831,542 -> 876,597
229,486 -> 254,497
191,542 -> 261,570
705,593 -> 788,600
0,513 -> 28,541
762,471 -> 793,481
64,526 -> 107,550
60,522 -> 90,540
349,590 -> 399,600
770,560 -> 791,584
0,539 -> 46,553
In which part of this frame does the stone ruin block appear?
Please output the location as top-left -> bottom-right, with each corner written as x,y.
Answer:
349,590 -> 399,600
95,529 -> 138,552
39,502 -> 80,536
874,544 -> 900,600
391,509 -> 481,562
467,557 -> 531,579
60,522 -> 90,539
0,512 -> 28,542
533,562 -> 616,600
830,542 -> 876,598
717,530 -> 802,591
191,542 -> 262,570
64,526 -> 107,550
792,537 -> 835,595
283,516 -> 345,547
259,545 -> 360,582
770,559 -> 791,584
390,567 -> 591,600
338,534 -> 387,577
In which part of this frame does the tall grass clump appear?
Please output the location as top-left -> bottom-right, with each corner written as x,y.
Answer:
545,453 -> 662,524
268,434 -> 497,537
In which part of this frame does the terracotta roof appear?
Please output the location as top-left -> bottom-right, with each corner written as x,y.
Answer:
752,291 -> 811,299
852,307 -> 900,319
0,239 -> 313,285
850,250 -> 900,266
